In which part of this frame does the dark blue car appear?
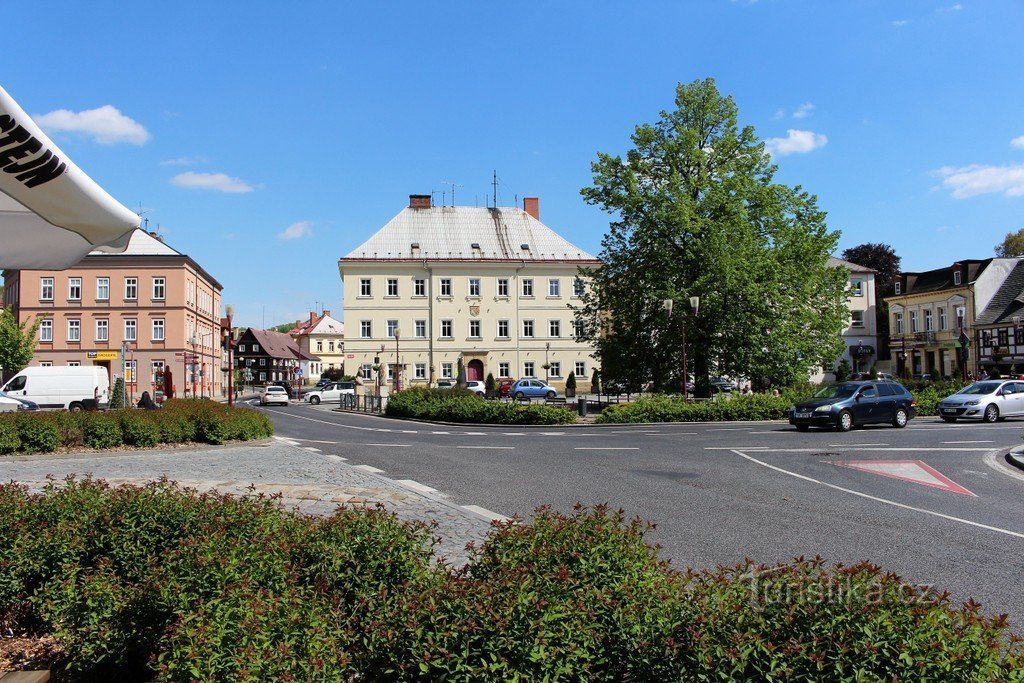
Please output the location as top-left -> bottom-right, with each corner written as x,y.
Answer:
789,380 -> 916,432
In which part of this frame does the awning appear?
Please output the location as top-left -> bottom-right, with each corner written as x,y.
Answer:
0,85 -> 138,269
849,345 -> 875,356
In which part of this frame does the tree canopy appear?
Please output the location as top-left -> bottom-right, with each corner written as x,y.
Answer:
0,308 -> 41,381
995,228 -> 1024,258
841,243 -> 901,286
576,78 -> 848,391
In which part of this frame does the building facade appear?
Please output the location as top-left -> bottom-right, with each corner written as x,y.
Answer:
338,194 -> 601,391
972,259 -> 1024,376
884,258 -> 1022,378
286,310 -> 345,380
2,229 -> 223,399
234,328 -> 318,388
818,257 -> 879,380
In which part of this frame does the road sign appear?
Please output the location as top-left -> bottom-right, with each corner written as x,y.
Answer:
294,367 -> 303,377
832,459 -> 975,496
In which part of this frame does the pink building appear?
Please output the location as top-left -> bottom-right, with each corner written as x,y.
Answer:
2,229 -> 224,400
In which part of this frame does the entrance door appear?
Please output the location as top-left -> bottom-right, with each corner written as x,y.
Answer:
467,359 -> 484,381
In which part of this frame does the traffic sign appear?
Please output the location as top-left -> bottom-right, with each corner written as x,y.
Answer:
294,367 -> 303,376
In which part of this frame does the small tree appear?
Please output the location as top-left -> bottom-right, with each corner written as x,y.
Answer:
485,372 -> 496,397
835,358 -> 851,382
109,377 -> 127,409
868,364 -> 879,379
0,308 -> 42,382
565,371 -> 577,398
591,368 -> 601,394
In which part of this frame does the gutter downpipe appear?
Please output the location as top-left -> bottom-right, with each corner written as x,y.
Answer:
514,258 -> 527,378
423,259 -> 434,385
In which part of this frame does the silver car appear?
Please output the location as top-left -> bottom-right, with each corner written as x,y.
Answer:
938,380 -> 1024,423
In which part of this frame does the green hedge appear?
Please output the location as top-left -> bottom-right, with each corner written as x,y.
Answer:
0,482 -> 1019,680
386,386 -> 576,425
0,399 -> 273,455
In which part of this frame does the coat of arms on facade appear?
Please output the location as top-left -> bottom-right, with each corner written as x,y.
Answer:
470,305 -> 480,316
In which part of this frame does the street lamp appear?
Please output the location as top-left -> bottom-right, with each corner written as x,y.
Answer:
856,339 -> 864,373
394,328 -> 401,391
663,295 -> 700,400
224,305 -> 234,406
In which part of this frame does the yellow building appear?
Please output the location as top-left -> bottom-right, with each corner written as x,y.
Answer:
286,310 -> 345,380
338,194 -> 600,390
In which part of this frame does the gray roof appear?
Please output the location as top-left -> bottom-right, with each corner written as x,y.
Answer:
341,206 -> 598,262
828,256 -> 875,273
88,229 -> 180,257
976,260 -> 1024,325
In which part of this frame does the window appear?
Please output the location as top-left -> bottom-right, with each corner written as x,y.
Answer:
40,277 -> 54,301
386,364 -> 394,381
938,307 -> 947,331
387,278 -> 399,296
259,372 -> 266,382
549,320 -> 561,337
39,361 -> 52,367
894,282 -> 901,295
387,319 -> 399,338
909,311 -> 918,333
924,309 -> 933,331
96,277 -> 109,301
440,278 -> 452,296
238,344 -> 245,352
360,321 -> 372,338
414,320 -> 426,338
548,361 -> 561,378
469,278 -> 481,297
548,279 -> 560,297
953,271 -> 962,286
95,319 -> 109,342
498,361 -> 510,377
68,277 -> 81,300
316,340 -> 323,352
850,311 -> 865,328
894,312 -> 903,335
414,363 -> 426,379
360,364 -> 373,380
68,361 -> 80,367
253,344 -> 260,353
575,361 -> 586,377
998,329 -> 1009,346
469,320 -> 481,338
414,278 -> 426,296
1016,327 -> 1024,346
982,330 -> 992,347
67,319 -> 80,342
359,278 -> 372,296
441,362 -> 454,379
39,319 -> 53,342
153,277 -> 166,300
441,320 -> 453,338
497,278 -> 509,297
328,341 -> 334,352
850,279 -> 863,296
523,320 -> 534,337
497,320 -> 510,338
522,278 -> 534,297
125,319 -> 137,341
523,361 -> 535,377
152,361 -> 165,383
573,278 -> 585,297
574,320 -> 586,339
152,319 -> 165,341
260,358 -> 267,366
125,277 -> 138,300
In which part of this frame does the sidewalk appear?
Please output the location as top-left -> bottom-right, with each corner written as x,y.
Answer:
0,440 -> 495,566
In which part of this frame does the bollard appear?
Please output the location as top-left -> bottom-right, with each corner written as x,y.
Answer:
577,397 -> 588,417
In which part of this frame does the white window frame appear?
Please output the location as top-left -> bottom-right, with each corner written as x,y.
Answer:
68,277 -> 82,301
152,318 -> 165,341
523,319 -> 534,337
574,320 -> 586,339
40,277 -> 54,301
850,310 -> 865,328
549,320 -> 561,337
441,362 -> 454,379
575,361 -> 586,377
125,319 -> 137,341
96,277 -> 109,301
360,364 -> 373,380
253,344 -> 260,353
497,278 -> 509,297
68,361 -> 81,367
910,311 -> 918,333
39,319 -> 53,342
469,319 -> 481,338
498,361 -> 510,378
153,277 -> 166,301
548,278 -> 560,297
124,277 -> 138,300
468,278 -> 481,297
894,312 -> 903,335
360,321 -> 372,338
414,278 -> 426,297
938,307 -> 947,331
414,363 -> 426,379
440,320 -> 453,338
497,319 -> 510,338
953,271 -> 962,286
894,282 -> 901,295
522,278 -> 534,297
67,319 -> 81,342
386,319 -> 399,338
387,278 -> 399,297
573,278 -> 585,297
414,320 -> 426,338
523,361 -> 535,378
850,278 -> 863,296
548,361 -> 562,378
924,309 -> 933,332
440,278 -> 452,297
95,318 -> 109,342
359,278 -> 372,296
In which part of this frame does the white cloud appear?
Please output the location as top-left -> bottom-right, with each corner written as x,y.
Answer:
773,108 -> 786,120
1011,135 -> 1024,150
934,163 -> 1024,199
938,3 -> 963,11
792,102 -> 815,119
160,155 -> 208,166
35,105 -> 149,145
764,129 -> 828,156
891,19 -> 910,26
277,221 -> 313,241
170,171 -> 253,193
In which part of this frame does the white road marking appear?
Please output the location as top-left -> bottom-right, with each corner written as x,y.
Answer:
360,443 -> 411,447
941,440 -> 994,444
829,443 -> 888,447
304,447 -> 321,452
462,505 -> 511,522
732,450 -> 1024,539
503,432 -> 525,436
463,432 -> 488,435
709,427 -> 748,431
353,465 -> 385,474
575,447 -> 640,451
431,431 -> 451,435
541,432 -> 566,436
395,479 -> 439,494
291,439 -> 342,444
456,446 -> 515,450
706,447 -> 993,452
325,454 -> 347,462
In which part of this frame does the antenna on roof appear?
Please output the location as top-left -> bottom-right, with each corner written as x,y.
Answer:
441,180 -> 463,206
135,203 -> 150,231
492,170 -> 498,208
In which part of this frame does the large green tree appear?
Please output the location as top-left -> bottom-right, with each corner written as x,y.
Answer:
576,78 -> 848,391
995,228 -> 1024,257
0,308 -> 42,381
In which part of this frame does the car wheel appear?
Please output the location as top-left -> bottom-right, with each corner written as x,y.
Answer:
941,416 -> 957,423
310,396 -> 321,405
795,424 -> 810,432
69,402 -> 83,413
514,391 -> 525,399
836,410 -> 853,432
892,408 -> 909,428
546,391 -> 556,399
983,404 -> 999,423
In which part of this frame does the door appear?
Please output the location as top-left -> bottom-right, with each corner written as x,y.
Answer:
1004,382 -> 1024,416
852,385 -> 878,423
467,360 -> 484,382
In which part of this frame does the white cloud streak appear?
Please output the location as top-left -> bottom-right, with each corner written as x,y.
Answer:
764,129 -> 828,156
1011,135 -> 1024,150
277,221 -> 314,241
792,103 -> 815,119
170,171 -> 253,193
35,105 -> 150,145
934,164 -> 1024,199
892,19 -> 910,26
160,155 -> 208,166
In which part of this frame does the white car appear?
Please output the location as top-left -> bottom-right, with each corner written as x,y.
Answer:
259,385 -> 290,406
0,390 -> 39,413
305,381 -> 356,405
465,380 -> 486,396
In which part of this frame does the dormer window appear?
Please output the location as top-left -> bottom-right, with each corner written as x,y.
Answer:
471,242 -> 480,250
953,270 -> 962,286
894,282 -> 901,295
520,243 -> 530,251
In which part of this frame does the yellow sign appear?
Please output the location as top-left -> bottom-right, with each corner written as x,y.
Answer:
87,350 -> 119,361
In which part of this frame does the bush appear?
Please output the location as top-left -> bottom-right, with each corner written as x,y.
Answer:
597,393 -> 794,423
386,387 -> 576,425
117,410 -> 161,447
0,417 -> 20,454
83,412 -> 123,449
14,412 -> 59,452
109,377 -> 127,410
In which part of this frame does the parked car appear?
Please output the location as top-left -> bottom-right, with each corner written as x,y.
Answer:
937,380 -> 1024,423
789,380 -> 916,432
497,378 -> 516,397
710,376 -> 735,392
0,390 -> 39,412
912,373 -> 933,381
315,377 -> 334,389
436,380 -> 454,389
0,366 -> 109,410
271,380 -> 295,398
511,378 -> 558,400
464,380 -> 486,396
305,381 -> 356,405
259,385 -> 290,406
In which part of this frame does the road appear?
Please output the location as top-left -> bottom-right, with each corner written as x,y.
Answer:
258,402 -> 1024,623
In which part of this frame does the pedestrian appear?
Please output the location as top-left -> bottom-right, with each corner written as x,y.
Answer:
137,391 -> 159,410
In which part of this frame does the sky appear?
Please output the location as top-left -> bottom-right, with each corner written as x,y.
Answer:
6,1 -> 1024,327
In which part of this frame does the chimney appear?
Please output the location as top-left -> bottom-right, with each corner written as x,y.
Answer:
309,311 -> 316,325
409,194 -> 432,209
323,309 -> 330,317
523,197 -> 539,220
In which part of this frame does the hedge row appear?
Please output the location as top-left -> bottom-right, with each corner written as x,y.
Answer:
0,399 -> 273,455
0,481 -> 1019,681
386,386 -> 576,425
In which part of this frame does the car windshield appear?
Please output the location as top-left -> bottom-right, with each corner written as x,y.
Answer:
813,383 -> 858,399
267,387 -> 285,392
959,381 -> 1002,395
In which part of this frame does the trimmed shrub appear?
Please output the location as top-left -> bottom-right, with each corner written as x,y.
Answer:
0,417 -> 20,454
83,412 -> 123,449
118,410 -> 161,448
386,386 -> 576,425
597,393 -> 793,423
14,412 -> 59,452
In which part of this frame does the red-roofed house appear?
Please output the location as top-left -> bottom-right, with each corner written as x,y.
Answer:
286,310 -> 345,380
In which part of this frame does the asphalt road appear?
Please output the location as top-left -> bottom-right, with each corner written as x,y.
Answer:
258,401 -> 1024,624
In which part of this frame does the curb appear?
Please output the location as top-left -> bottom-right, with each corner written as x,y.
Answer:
0,438 -> 276,464
1007,447 -> 1024,473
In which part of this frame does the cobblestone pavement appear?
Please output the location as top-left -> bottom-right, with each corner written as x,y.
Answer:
0,439 -> 497,566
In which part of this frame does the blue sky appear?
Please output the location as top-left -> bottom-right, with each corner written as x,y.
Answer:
7,1 -> 1024,327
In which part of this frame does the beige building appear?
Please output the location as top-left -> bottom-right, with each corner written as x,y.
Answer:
816,257 -> 879,380
286,310 -> 345,380
1,229 -> 224,399
338,194 -> 600,391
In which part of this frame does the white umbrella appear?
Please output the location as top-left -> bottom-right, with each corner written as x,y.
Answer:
0,85 -> 138,269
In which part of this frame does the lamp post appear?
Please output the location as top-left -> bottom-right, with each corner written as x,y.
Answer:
394,329 -> 401,391
856,339 -> 864,373
663,296 -> 700,401
188,333 -> 198,398
956,306 -> 968,382
225,305 -> 234,406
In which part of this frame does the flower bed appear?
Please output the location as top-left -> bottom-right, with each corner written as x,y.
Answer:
0,399 -> 273,455
386,386 -> 576,425
0,481 -> 1019,680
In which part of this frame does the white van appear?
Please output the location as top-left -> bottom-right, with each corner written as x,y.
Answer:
0,366 -> 110,410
